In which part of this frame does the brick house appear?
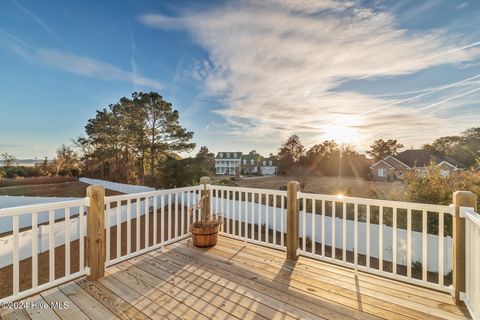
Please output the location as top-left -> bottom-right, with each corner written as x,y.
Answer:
370,149 -> 465,181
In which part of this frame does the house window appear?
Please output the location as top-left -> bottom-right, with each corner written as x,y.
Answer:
263,161 -> 266,166
219,152 -> 223,158
250,159 -> 254,165
378,168 -> 386,177
226,153 -> 230,158
440,169 -> 449,177
233,153 -> 237,158
269,160 -> 272,166
243,159 -> 246,165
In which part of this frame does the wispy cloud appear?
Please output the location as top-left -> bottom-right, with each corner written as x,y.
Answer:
0,30 -> 162,90
140,1 -> 480,149
11,0 -> 71,52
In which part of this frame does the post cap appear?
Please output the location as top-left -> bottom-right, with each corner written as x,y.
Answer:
287,181 -> 300,191
200,176 -> 211,185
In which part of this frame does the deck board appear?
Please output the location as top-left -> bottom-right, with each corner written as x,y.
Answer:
0,236 -> 471,320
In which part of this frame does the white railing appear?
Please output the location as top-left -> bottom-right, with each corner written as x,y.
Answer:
461,206 -> 480,319
297,192 -> 454,293
79,177 -> 155,194
103,186 -> 203,267
209,185 -> 288,250
0,199 -> 88,303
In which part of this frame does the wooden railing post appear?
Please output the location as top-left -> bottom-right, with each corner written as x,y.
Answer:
200,176 -> 211,221
286,181 -> 300,261
86,185 -> 105,281
453,190 -> 477,304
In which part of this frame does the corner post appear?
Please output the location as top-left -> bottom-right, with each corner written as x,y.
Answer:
86,185 -> 105,280
200,176 -> 211,222
286,181 -> 300,261
453,190 -> 477,304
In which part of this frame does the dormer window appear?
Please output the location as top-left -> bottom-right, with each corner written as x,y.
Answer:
263,161 -> 266,166
233,153 -> 237,158
219,152 -> 223,158
243,159 -> 246,165
250,159 -> 254,165
226,153 -> 230,158
269,160 -> 272,166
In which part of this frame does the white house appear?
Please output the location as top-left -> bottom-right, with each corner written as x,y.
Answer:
215,152 -> 242,176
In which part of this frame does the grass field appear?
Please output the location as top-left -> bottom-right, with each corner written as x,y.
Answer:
231,175 -> 403,199
0,182 -> 123,197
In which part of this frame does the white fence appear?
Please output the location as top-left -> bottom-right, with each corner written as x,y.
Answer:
461,206 -> 480,319
0,199 -> 88,303
79,177 -> 155,194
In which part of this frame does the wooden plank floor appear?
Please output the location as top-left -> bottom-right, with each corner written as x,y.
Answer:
1,236 -> 471,320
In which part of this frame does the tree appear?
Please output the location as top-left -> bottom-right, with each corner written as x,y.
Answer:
1,153 -> 16,167
424,127 -> 480,168
54,145 -> 81,177
77,92 -> 195,183
277,135 -> 305,174
196,146 -> 215,172
366,139 -> 404,161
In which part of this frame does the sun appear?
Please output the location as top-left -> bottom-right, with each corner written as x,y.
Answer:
321,118 -> 361,144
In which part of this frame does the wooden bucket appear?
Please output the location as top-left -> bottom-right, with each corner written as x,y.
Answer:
191,225 -> 220,248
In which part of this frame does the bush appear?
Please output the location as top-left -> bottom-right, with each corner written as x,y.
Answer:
0,176 -> 76,187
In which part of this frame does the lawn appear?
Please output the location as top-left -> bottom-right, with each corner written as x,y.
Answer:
232,175 -> 403,199
0,182 -> 123,198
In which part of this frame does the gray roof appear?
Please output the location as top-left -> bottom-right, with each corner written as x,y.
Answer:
394,149 -> 466,168
215,152 -> 243,159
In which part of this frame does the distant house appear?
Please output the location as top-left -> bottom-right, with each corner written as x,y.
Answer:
260,156 -> 277,175
215,152 -> 242,176
215,152 -> 278,176
370,149 -> 465,181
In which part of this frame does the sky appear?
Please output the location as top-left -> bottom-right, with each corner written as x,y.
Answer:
0,0 -> 479,159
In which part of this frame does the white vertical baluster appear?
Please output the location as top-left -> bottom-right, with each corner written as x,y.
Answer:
422,210 -> 428,282
79,206 -> 85,272
145,197 -> 150,247
354,203 -> 358,266
197,189 -> 201,223
233,191 -> 236,237
106,202 -> 110,262
181,192 -> 185,236
13,215 -> 19,294
136,197 -> 141,251
407,209 -> 412,278
153,194 -> 158,244
251,192 -> 255,240
321,200 -> 325,256
273,195 -> 277,246
303,197 -> 306,252
222,190 -> 225,231
265,194 -> 269,243
65,207 -> 71,276
332,202 -> 336,260
258,193 -> 262,241
32,212 -> 38,288
127,199 -> 131,254
227,191 -> 231,235
161,194 -> 165,243
117,200 -> 121,257
366,205 -> 370,268
280,194 -> 284,247
49,209 -> 55,282
342,202 -> 346,263
393,208 -> 397,275
312,200 -> 316,254
168,193 -> 172,240
175,193 -> 179,238
379,206 -> 383,271
474,225 -> 480,313
438,211 -> 444,286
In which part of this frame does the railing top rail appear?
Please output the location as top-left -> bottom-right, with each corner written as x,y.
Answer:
104,185 -> 203,203
460,206 -> 480,227
0,198 -> 87,217
298,191 -> 454,214
209,184 -> 288,196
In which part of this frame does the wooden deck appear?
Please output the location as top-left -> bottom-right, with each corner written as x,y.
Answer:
0,236 -> 471,320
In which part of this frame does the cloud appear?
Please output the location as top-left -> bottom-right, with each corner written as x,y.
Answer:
0,30 -> 162,90
141,1 -> 479,149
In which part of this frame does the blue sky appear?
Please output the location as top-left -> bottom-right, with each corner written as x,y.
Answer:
0,0 -> 479,159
